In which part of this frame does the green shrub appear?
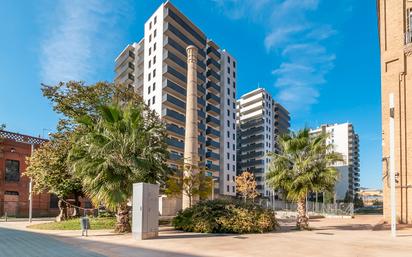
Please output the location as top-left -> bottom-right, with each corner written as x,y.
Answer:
172,199 -> 278,234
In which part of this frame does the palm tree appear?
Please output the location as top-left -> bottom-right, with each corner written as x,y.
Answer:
266,128 -> 342,230
69,103 -> 169,233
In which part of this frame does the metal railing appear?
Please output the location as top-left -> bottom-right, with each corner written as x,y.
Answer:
260,199 -> 354,217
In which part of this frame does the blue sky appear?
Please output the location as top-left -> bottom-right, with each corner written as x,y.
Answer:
0,0 -> 381,188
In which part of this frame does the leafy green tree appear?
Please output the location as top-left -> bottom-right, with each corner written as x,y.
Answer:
25,136 -> 82,221
266,128 -> 342,230
165,163 -> 213,208
69,103 -> 169,233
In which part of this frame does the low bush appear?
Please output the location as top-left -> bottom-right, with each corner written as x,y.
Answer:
172,199 -> 278,234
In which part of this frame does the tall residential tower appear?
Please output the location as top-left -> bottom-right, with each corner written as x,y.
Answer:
114,1 -> 237,196
310,123 -> 360,201
236,88 -> 290,197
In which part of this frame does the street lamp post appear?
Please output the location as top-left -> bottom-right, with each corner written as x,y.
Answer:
211,178 -> 218,200
389,93 -> 396,238
29,144 -> 34,223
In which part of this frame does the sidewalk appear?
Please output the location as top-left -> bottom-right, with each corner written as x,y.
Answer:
1,215 -> 412,257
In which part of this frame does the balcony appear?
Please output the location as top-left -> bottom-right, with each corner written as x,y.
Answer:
207,46 -> 221,59
206,58 -> 221,70
169,152 -> 183,161
206,139 -> 220,149
167,138 -> 184,150
206,115 -> 220,127
206,104 -> 220,116
241,134 -> 264,144
206,151 -> 220,160
241,151 -> 264,160
163,108 -> 185,123
206,81 -> 220,94
241,159 -> 264,168
241,143 -> 264,152
206,69 -> 220,82
166,124 -> 184,136
206,93 -> 220,105
242,126 -> 264,137
206,127 -> 220,138
206,163 -> 220,172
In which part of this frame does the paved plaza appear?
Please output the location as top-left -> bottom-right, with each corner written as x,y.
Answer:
0,215 -> 412,257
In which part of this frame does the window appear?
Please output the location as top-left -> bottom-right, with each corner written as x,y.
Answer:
152,96 -> 155,104
227,67 -> 230,74
232,123 -> 235,129
233,82 -> 236,88
233,61 -> 236,68
233,92 -> 235,99
232,186 -> 235,193
153,83 -> 156,91
153,56 -> 156,64
233,102 -> 236,109
227,77 -> 230,84
227,142 -> 230,148
233,72 -> 236,78
149,22 -> 152,30
149,34 -> 152,43
233,133 -> 235,140
153,69 -> 156,78
227,131 -> 230,137
227,120 -> 230,127
148,86 -> 151,94
148,60 -> 151,68
227,56 -> 231,63
227,88 -> 230,95
227,109 -> 230,116
227,163 -> 230,170
148,99 -> 151,106
154,16 -> 157,24
232,144 -> 235,151
227,153 -> 230,159
148,73 -> 151,81
227,185 -> 230,192
232,165 -> 235,172
50,194 -> 59,208
5,160 -> 19,182
232,154 -> 235,161
5,191 -> 18,195
154,43 -> 157,51
232,113 -> 235,119
227,174 -> 230,181
407,9 -> 412,44
154,29 -> 157,37
149,47 -> 152,55
227,99 -> 230,105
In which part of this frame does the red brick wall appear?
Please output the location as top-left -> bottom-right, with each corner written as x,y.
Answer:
0,138 -> 59,217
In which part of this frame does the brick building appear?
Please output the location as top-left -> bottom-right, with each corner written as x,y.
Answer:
377,0 -> 412,223
0,130 -> 59,217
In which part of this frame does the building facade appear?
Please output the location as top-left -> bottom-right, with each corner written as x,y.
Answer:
236,88 -> 290,197
0,131 -> 58,217
114,1 -> 237,196
310,123 -> 360,201
377,0 -> 412,223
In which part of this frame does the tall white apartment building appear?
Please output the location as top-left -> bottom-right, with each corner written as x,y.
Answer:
310,123 -> 360,201
236,88 -> 290,197
114,1 -> 237,196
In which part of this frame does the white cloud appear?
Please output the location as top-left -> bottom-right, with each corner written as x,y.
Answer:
40,0 -> 131,84
212,0 -> 337,113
